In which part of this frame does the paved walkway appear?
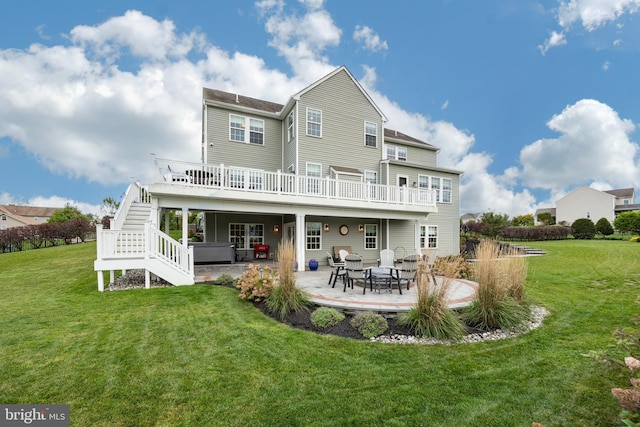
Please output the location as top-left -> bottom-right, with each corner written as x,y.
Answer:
195,263 -> 478,314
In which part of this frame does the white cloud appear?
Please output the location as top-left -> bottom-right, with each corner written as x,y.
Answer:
353,25 -> 388,52
558,0 -> 640,31
539,30 -> 567,55
603,60 -> 611,70
441,100 -> 449,110
0,3 -> 556,219
518,99 -> 639,192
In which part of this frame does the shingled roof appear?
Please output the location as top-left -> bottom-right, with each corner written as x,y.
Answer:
605,188 -> 634,198
202,88 -> 284,114
384,128 -> 434,148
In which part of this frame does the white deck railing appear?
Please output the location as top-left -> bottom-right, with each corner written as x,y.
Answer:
95,223 -> 193,277
111,181 -> 152,230
155,159 -> 436,207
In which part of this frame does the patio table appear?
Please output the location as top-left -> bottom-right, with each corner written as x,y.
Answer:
364,266 -> 400,295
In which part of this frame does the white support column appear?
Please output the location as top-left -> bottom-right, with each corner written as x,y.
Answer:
109,270 -> 115,284
182,207 -> 189,247
151,198 -> 159,227
414,220 -> 421,257
164,209 -> 170,235
97,272 -> 104,292
295,213 -> 305,271
385,218 -> 390,250
145,269 -> 151,289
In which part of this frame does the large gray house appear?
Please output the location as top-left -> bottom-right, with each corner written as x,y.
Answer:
94,66 -> 462,290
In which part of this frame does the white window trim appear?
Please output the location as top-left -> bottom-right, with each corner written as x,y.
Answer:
364,170 -> 377,183
306,107 -> 322,138
229,223 -> 265,250
306,222 -> 322,250
364,121 -> 377,148
420,225 -> 438,249
287,110 -> 294,142
418,174 -> 453,204
229,113 -> 265,145
364,224 -> 378,250
385,144 -> 407,161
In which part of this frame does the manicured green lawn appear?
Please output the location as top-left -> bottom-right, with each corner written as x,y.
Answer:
0,240 -> 637,426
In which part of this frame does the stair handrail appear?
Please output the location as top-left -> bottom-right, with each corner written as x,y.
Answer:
111,181 -> 150,230
146,222 -> 194,276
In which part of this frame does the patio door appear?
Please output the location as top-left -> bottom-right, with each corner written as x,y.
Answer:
284,222 -> 295,245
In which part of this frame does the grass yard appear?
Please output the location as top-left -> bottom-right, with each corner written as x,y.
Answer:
0,240 -> 638,426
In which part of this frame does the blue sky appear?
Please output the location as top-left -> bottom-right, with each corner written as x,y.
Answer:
1,0 -> 640,217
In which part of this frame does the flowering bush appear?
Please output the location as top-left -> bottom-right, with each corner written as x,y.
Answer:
236,264 -> 277,302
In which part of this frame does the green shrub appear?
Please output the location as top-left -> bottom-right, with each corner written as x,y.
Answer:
595,217 -> 614,237
236,264 -> 276,302
571,218 -> 596,239
213,274 -> 236,287
310,307 -> 345,328
350,312 -> 388,338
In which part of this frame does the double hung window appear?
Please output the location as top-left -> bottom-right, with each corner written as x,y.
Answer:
229,114 -> 264,145
306,162 -> 321,194
364,121 -> 377,147
386,145 -> 407,161
364,224 -> 378,249
418,175 -> 453,203
420,225 -> 438,249
306,222 -> 321,250
306,108 -> 322,137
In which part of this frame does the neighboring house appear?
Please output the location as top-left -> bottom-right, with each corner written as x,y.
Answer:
534,207 -> 556,225
0,205 -> 59,230
94,66 -> 463,289
555,187 -> 638,225
460,213 -> 482,223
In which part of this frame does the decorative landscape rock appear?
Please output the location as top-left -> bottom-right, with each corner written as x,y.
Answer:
106,269 -> 173,291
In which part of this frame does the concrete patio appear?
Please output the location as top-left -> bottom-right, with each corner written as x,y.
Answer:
195,262 -> 478,314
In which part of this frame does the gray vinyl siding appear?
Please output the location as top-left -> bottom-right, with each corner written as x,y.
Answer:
203,212 -> 282,259
384,140 -> 437,168
296,70 -> 383,177
283,105 -> 297,173
205,106 -> 282,171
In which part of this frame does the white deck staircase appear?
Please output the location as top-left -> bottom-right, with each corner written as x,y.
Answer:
94,182 -> 195,291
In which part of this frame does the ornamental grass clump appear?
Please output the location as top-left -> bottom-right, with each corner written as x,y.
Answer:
460,239 -> 529,331
398,256 -> 465,340
266,240 -> 311,319
236,264 -> 276,302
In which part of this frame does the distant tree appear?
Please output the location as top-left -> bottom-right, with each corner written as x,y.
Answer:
614,211 -> 640,235
571,218 -> 596,239
101,197 -> 120,216
511,214 -> 534,227
48,204 -> 88,223
595,217 -> 614,238
480,211 -> 510,238
536,212 -> 555,226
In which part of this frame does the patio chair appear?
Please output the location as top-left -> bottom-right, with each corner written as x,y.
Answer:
398,255 -> 420,290
326,252 -> 347,288
377,249 -> 395,267
338,249 -> 349,262
344,254 -> 366,292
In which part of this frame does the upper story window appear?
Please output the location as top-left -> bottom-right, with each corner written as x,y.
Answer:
419,175 -> 452,203
306,162 -> 322,194
364,121 -> 377,147
287,111 -> 295,142
386,145 -> 407,161
306,108 -> 322,137
364,170 -> 377,184
1,215 -> 6,221
229,114 -> 264,145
